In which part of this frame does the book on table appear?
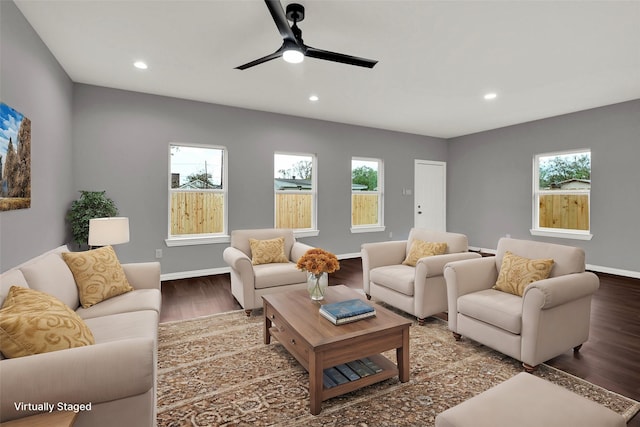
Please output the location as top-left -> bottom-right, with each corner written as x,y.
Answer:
319,298 -> 376,325
322,358 -> 383,388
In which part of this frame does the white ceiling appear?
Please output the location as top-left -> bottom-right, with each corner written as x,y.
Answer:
14,0 -> 640,138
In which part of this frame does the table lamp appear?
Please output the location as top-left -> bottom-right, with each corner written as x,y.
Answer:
88,217 -> 130,247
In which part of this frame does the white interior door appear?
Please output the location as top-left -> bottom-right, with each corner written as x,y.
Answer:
414,160 -> 446,231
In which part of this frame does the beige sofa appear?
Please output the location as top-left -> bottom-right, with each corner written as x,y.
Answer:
0,245 -> 161,427
223,228 -> 314,315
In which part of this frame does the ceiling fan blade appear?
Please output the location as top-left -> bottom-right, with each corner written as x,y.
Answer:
305,46 -> 378,68
235,48 -> 284,70
265,0 -> 297,43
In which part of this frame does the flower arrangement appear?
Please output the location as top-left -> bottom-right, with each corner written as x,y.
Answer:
297,248 -> 340,300
296,248 -> 340,276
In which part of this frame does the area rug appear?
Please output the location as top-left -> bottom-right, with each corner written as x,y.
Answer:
157,309 -> 640,427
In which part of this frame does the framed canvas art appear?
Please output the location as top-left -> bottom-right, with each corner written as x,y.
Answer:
0,102 -> 31,211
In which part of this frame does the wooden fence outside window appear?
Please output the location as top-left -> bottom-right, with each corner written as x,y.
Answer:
352,193 -> 379,226
538,193 -> 589,230
171,192 -> 382,233
275,193 -> 312,229
170,192 -> 224,235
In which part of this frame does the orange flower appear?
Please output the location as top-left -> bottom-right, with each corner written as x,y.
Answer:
296,248 -> 340,276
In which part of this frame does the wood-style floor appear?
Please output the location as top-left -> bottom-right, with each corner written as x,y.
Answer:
161,258 -> 640,425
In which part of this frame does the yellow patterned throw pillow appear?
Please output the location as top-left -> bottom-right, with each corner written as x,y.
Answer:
0,286 -> 95,358
62,245 -> 133,308
249,237 -> 289,265
402,240 -> 448,267
494,251 -> 555,296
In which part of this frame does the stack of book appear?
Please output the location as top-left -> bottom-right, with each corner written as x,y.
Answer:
319,298 -> 376,325
322,357 -> 383,388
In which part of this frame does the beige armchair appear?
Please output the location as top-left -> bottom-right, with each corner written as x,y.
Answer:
361,229 -> 481,325
223,228 -> 314,315
444,237 -> 599,372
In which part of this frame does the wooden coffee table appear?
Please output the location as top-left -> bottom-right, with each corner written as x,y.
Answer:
263,285 -> 411,415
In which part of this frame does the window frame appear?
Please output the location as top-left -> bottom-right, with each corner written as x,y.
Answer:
531,148 -> 592,241
350,156 -> 385,234
165,142 -> 229,246
273,151 -> 319,237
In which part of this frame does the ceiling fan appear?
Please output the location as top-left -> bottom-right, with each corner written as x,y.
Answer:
235,0 -> 378,70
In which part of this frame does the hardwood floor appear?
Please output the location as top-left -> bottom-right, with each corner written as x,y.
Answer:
161,258 -> 640,425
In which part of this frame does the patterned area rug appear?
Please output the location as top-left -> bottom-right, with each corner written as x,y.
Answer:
157,309 -> 640,427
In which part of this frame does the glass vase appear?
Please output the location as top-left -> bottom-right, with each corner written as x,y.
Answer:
307,272 -> 328,301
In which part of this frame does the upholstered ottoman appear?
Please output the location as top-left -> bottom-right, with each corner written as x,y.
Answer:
435,373 -> 625,427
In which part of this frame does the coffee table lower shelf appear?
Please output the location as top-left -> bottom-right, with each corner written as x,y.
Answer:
321,354 -> 398,400
269,325 -> 405,413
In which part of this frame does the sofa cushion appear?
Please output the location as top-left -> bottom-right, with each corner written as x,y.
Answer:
0,286 -> 95,358
458,289 -> 523,334
495,238 -> 584,278
494,251 -> 554,297
0,269 -> 29,308
62,246 -> 133,308
402,240 -> 447,267
76,289 -> 162,320
249,237 -> 290,265
407,229 -> 468,254
231,228 -> 295,259
253,262 -> 307,289
20,252 -> 80,310
370,265 -> 416,296
84,310 -> 158,344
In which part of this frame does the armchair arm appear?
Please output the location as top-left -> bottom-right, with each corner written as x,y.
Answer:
521,272 -> 599,367
444,257 -> 498,333
0,338 -> 154,422
361,241 -> 407,293
444,257 -> 498,296
291,242 -> 315,262
523,272 -> 600,310
223,247 -> 253,273
223,247 -> 255,309
361,241 -> 407,269
416,252 -> 482,279
122,262 -> 160,290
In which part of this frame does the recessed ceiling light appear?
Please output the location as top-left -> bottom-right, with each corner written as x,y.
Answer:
309,95 -> 319,102
133,61 -> 148,70
484,92 -> 497,100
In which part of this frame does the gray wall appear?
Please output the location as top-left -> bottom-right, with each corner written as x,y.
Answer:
4,0 -> 638,277
0,1 -> 74,271
447,99 -> 640,273
72,84 -> 447,275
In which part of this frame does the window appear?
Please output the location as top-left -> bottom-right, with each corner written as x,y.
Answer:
274,152 -> 317,235
532,149 -> 592,240
351,157 -> 384,233
166,143 -> 228,246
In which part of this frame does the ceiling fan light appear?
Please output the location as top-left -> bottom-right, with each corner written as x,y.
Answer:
133,60 -> 148,70
283,49 -> 304,64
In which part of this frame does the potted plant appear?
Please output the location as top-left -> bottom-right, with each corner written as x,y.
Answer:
67,190 -> 118,247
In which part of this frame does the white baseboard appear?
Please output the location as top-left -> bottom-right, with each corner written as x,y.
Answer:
161,266 -> 230,281
585,264 -> 640,279
337,252 -> 362,260
160,252 -> 362,281
468,246 -> 640,279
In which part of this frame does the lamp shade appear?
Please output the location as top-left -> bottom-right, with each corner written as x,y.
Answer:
88,217 -> 130,246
